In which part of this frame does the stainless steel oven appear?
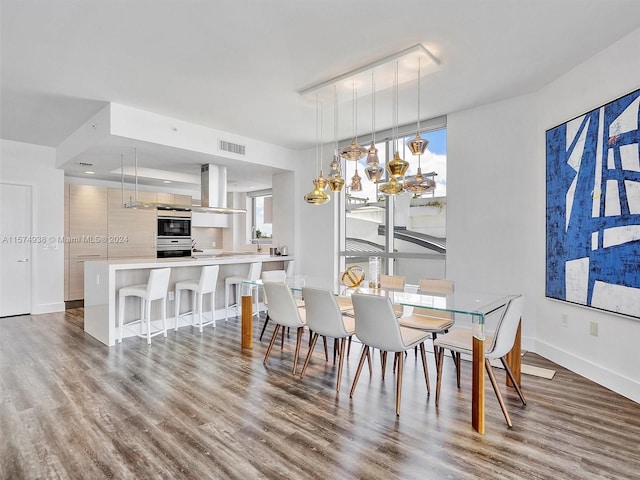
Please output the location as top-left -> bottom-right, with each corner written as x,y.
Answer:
157,216 -> 191,238
157,216 -> 192,258
157,238 -> 192,258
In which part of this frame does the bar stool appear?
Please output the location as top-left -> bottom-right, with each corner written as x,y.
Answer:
118,268 -> 171,344
174,265 -> 219,333
224,262 -> 262,321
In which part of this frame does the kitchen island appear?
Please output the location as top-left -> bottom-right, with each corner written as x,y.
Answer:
84,254 -> 291,346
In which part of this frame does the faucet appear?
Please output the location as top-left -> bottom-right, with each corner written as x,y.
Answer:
256,238 -> 262,253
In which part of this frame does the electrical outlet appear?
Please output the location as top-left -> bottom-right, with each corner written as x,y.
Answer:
168,291 -> 175,301
590,321 -> 598,336
561,313 -> 568,327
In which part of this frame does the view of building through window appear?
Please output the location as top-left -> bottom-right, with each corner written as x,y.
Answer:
252,192 -> 272,239
341,127 -> 447,284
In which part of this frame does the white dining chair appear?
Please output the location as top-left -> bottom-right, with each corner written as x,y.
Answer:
262,282 -> 307,374
399,278 -> 455,369
258,269 -> 287,340
299,287 -> 355,392
434,295 -> 526,427
350,293 -> 431,416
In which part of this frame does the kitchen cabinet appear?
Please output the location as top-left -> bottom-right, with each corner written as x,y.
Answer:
66,184 -> 108,300
107,188 -> 157,258
157,192 -> 192,207
68,184 -> 108,257
191,212 -> 230,228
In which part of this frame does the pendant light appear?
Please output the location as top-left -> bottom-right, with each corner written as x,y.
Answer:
328,85 -> 345,192
304,96 -> 330,205
380,62 -> 408,195
350,164 -> 362,192
404,57 -> 436,194
365,71 -> 384,182
339,84 -> 367,162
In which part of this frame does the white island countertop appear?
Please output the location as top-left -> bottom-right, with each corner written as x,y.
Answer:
92,253 -> 291,270
83,254 -> 293,346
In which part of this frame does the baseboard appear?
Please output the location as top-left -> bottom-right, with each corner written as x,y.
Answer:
536,340 -> 639,404
31,302 -> 66,315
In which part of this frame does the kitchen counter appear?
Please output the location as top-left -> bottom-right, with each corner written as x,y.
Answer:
84,254 -> 292,346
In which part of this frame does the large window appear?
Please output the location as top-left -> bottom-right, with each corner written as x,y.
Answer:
340,120 -> 447,284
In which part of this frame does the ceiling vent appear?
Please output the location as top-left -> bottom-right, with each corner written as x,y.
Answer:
219,140 -> 246,155
78,161 -> 94,167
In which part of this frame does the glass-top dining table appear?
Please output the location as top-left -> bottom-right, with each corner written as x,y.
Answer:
240,277 -> 521,435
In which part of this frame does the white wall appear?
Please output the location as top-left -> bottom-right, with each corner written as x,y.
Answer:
447,92 -> 538,346
297,147 -> 339,284
1,140 -> 65,314
446,28 -> 640,402
534,28 -> 640,402
272,171 -> 297,264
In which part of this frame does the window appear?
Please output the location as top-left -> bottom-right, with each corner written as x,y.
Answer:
340,120 -> 447,284
249,190 -> 273,242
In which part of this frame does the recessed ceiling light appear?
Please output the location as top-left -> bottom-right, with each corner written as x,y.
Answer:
249,186 -> 256,189
163,180 -> 171,184
85,171 -> 95,175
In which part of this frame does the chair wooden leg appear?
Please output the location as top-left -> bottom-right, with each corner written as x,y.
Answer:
485,358 -> 512,427
300,333 -> 319,379
259,313 -> 270,341
366,348 -> 373,376
500,357 -> 527,405
435,347 -> 445,406
381,351 -> 388,381
336,337 -> 346,392
455,352 -> 461,388
264,325 -> 280,365
395,352 -> 403,416
350,346 -> 369,398
419,342 -> 430,395
281,325 -> 285,349
292,327 -> 303,374
393,352 -> 397,374
347,336 -> 352,357
323,336 -> 328,361
333,338 -> 338,365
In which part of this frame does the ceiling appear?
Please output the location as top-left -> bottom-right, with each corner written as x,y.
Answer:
2,0 -> 640,191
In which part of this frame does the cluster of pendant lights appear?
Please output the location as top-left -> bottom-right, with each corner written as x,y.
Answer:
304,58 -> 434,205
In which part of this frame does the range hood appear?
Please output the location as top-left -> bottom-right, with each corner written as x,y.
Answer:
123,163 -> 245,214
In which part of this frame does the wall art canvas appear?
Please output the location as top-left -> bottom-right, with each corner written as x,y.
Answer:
546,89 -> 640,319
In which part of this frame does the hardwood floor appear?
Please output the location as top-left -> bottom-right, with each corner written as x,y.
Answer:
1,309 -> 639,479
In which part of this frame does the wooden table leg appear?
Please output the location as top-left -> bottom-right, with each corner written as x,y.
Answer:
472,336 -> 485,435
241,295 -> 253,349
505,319 -> 522,388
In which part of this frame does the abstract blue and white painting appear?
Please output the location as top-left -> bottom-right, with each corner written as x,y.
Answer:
546,89 -> 640,319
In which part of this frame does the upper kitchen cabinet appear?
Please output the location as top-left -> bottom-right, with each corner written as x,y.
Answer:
108,189 -> 157,258
157,192 -> 192,207
68,184 -> 108,257
191,212 -> 230,228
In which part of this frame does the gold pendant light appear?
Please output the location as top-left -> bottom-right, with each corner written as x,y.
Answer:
404,57 -> 435,194
304,96 -> 330,205
350,164 -> 362,192
380,62 -> 408,195
339,84 -> 366,162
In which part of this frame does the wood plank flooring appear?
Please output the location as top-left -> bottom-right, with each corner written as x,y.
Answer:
1,309 -> 639,479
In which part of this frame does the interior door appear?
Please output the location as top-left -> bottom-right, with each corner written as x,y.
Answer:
0,183 -> 31,316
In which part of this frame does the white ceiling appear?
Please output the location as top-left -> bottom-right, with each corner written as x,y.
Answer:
2,0 -> 640,190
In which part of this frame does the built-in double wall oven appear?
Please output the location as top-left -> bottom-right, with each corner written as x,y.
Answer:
157,214 -> 192,258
